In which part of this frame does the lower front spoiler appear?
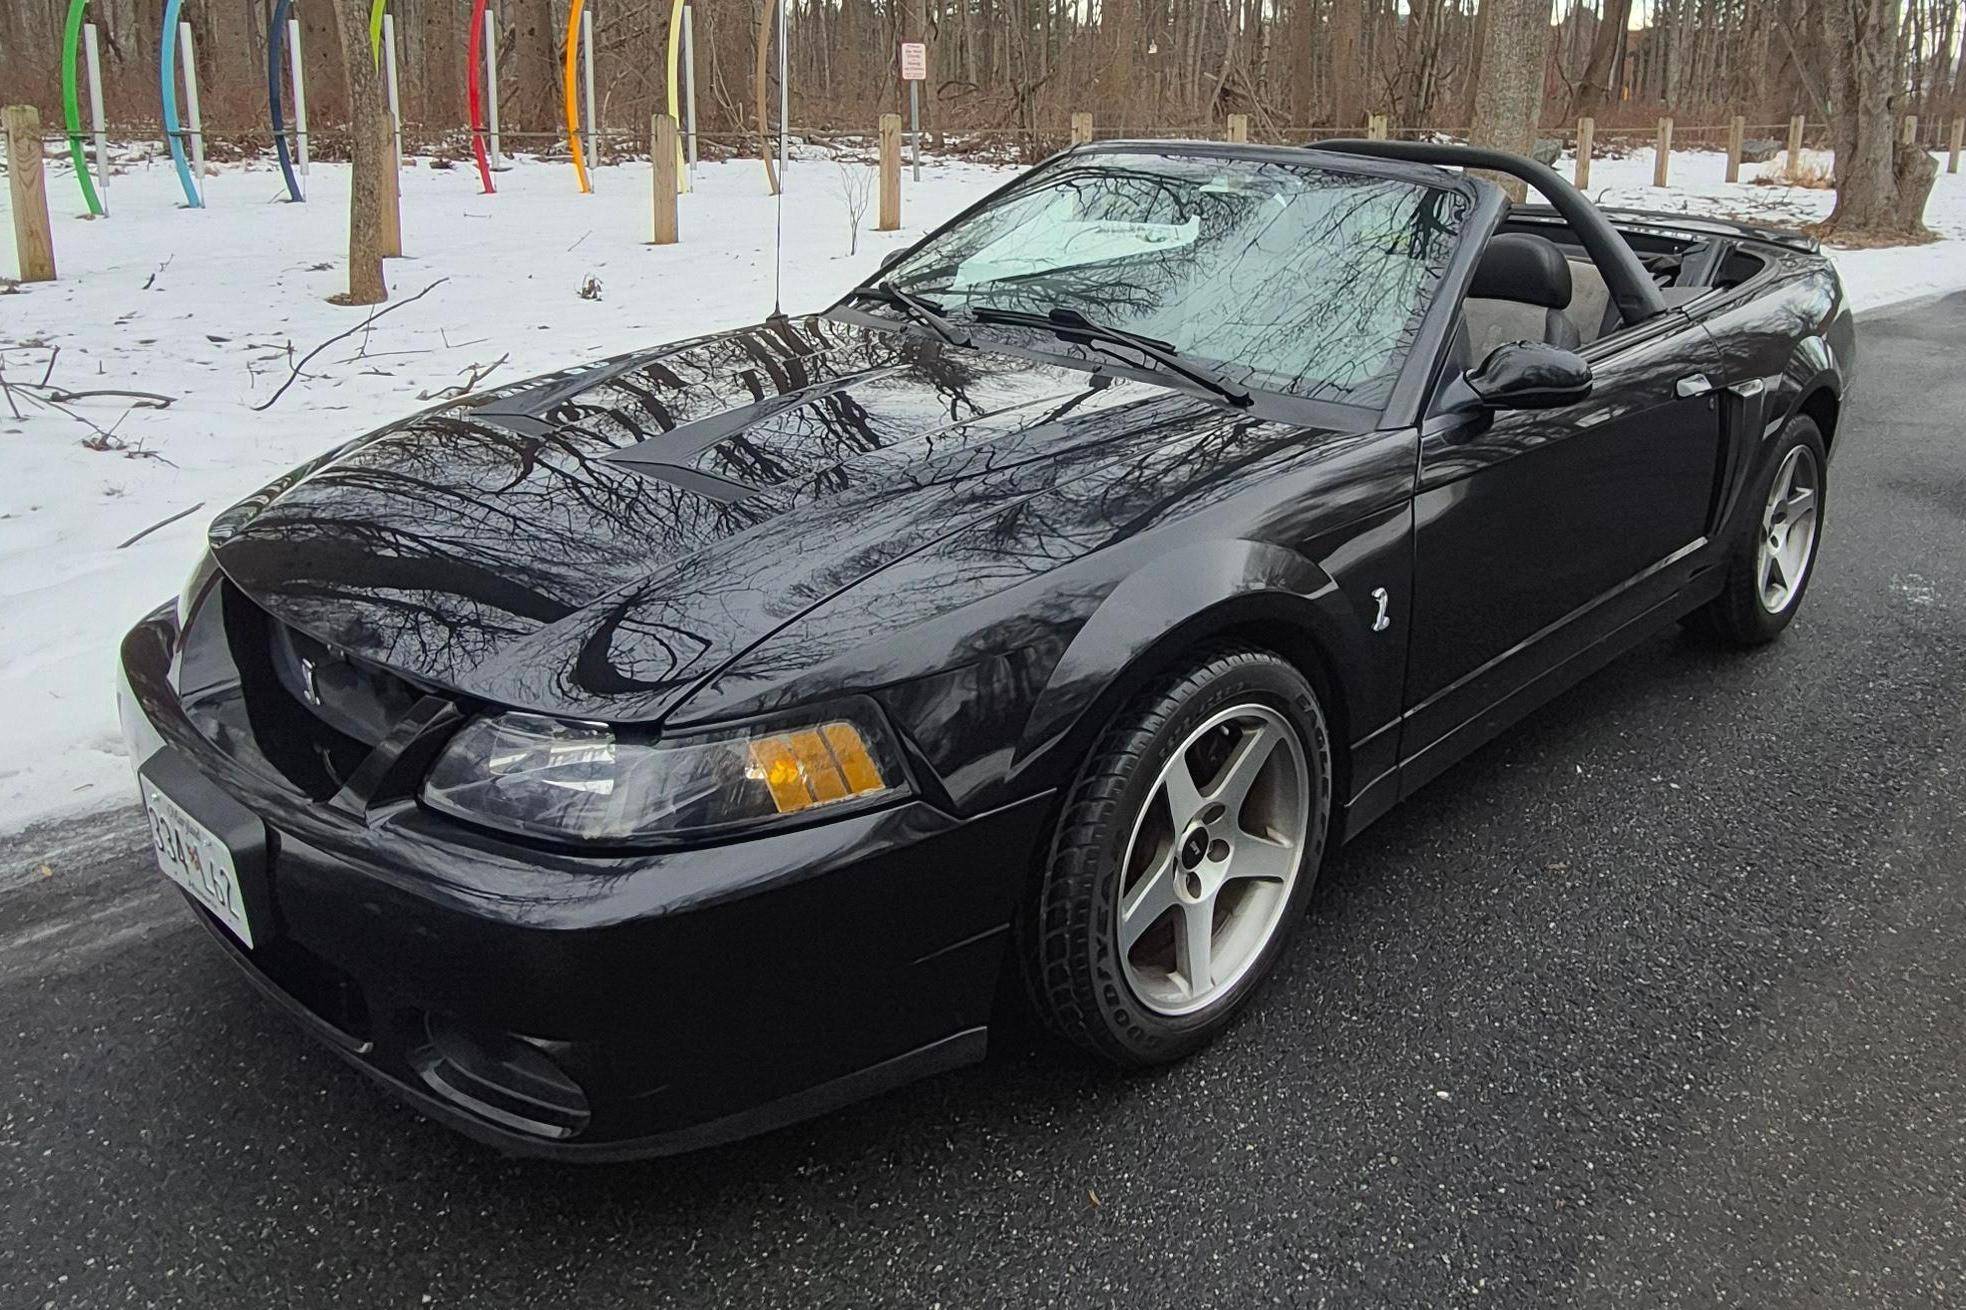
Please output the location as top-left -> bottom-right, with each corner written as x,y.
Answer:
123,601 -> 1056,1158
189,897 -> 986,1161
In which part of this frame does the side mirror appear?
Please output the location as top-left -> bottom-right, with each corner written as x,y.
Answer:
878,249 -> 906,271
1464,341 -> 1593,410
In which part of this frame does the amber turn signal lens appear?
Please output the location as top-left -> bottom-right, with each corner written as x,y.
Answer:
749,722 -> 890,814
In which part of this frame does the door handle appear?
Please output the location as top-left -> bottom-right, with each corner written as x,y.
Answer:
1675,373 -> 1714,398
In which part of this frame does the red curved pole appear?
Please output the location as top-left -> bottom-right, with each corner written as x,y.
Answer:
466,0 -> 496,194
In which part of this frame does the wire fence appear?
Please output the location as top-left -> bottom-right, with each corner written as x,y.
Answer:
7,96 -> 1961,290
8,110 -> 1964,169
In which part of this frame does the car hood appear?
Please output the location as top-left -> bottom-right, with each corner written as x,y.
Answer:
212,313 -> 1299,722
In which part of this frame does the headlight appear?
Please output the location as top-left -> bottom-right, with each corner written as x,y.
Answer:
177,547 -> 221,630
420,701 -> 909,844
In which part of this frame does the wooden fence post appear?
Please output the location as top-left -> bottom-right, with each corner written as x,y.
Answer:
1950,116 -> 1963,174
1574,117 -> 1594,190
3,106 -> 56,283
1070,111 -> 1093,146
652,113 -> 679,244
878,113 -> 901,231
1226,113 -> 1248,143
379,139 -> 403,258
1787,113 -> 1805,171
1725,114 -> 1745,183
1654,116 -> 1673,187
1366,113 -> 1389,141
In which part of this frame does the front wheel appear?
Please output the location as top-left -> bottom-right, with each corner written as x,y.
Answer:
1687,415 -> 1827,646
1020,646 -> 1332,1067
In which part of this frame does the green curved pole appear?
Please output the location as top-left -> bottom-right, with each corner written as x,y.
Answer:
368,0 -> 387,66
61,0 -> 105,216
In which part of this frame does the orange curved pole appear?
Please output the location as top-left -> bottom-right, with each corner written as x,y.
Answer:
563,0 -> 590,193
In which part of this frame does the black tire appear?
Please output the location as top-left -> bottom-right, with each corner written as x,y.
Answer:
1686,415 -> 1828,646
1020,645 -> 1333,1067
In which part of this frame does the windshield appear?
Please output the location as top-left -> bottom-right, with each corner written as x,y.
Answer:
878,151 -> 1470,406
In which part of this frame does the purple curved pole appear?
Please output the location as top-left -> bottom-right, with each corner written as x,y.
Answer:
267,0 -> 302,202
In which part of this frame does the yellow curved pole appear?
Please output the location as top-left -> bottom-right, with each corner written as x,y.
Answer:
666,0 -> 687,191
563,0 -> 590,193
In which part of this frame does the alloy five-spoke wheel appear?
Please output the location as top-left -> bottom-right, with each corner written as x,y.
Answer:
1020,645 -> 1331,1066
1686,413 -> 1828,647
1117,704 -> 1309,1016
1757,444 -> 1820,614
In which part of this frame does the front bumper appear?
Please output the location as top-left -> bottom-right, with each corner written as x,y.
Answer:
119,605 -> 1053,1159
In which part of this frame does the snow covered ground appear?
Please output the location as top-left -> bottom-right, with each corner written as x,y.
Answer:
1575,145 -> 1966,311
2,144 -> 1963,833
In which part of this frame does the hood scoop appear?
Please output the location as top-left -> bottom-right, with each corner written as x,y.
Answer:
600,365 -> 907,482
207,314 -> 1164,715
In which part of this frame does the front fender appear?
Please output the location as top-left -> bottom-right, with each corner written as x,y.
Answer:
1692,256 -> 1850,541
1012,512 -> 1412,812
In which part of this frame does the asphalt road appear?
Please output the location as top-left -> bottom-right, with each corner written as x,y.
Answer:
5,293 -> 1965,1309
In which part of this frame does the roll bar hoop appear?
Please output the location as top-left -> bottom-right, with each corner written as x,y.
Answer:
1314,139 -> 1671,325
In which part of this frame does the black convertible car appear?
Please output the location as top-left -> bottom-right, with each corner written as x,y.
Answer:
118,140 -> 1851,1158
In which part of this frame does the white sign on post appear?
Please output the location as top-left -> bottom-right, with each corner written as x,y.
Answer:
901,42 -> 927,181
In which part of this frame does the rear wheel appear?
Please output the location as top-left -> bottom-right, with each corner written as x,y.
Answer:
1687,415 -> 1827,646
1021,646 -> 1332,1066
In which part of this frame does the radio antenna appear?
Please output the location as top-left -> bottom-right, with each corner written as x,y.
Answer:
771,170 -> 784,319
768,0 -> 789,322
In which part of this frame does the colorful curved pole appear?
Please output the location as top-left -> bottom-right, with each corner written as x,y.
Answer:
368,0 -> 387,64
666,0 -> 686,180
466,0 -> 496,193
266,0 -> 303,201
60,0 -> 105,216
159,0 -> 203,207
563,0 -> 591,193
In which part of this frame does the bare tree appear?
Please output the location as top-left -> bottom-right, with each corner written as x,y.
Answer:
756,0 -> 781,194
326,0 -> 393,305
507,0 -> 563,136
1572,0 -> 1635,119
1819,0 -> 1937,240
4,0 -> 1961,260
1468,0 -> 1552,200
1327,0 -> 1368,130
836,161 -> 873,254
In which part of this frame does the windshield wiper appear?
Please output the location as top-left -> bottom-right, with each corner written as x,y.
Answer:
845,282 -> 972,348
968,305 -> 1252,408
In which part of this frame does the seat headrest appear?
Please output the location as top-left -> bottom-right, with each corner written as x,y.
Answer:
1470,233 -> 1573,309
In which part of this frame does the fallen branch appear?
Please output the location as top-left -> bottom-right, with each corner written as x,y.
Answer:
418,353 -> 510,401
35,391 -> 137,445
251,278 -> 450,413
332,347 -> 434,367
117,501 -> 206,549
14,382 -> 173,408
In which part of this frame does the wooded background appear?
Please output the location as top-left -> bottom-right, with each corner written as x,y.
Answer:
4,0 -> 1963,153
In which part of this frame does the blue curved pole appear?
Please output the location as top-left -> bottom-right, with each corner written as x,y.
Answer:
267,0 -> 303,202
160,0 -> 203,207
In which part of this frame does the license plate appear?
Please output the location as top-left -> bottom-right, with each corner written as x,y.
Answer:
143,777 -> 256,948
